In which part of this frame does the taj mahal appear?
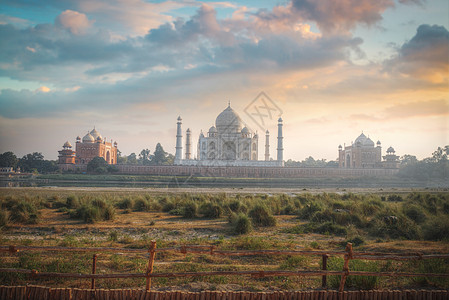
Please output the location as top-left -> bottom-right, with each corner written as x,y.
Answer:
174,103 -> 284,167
57,101 -> 400,177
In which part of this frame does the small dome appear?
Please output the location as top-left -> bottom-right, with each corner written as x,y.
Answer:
364,137 -> 375,147
377,140 -> 381,145
63,141 -> 72,148
278,117 -> 283,122
215,105 -> 243,133
266,130 -> 269,134
96,136 -> 102,142
241,127 -> 249,134
76,136 -> 81,140
82,132 -> 95,143
90,128 -> 102,140
186,128 -> 191,133
209,126 -> 217,133
338,145 -> 342,149
354,133 -> 367,145
387,146 -> 395,153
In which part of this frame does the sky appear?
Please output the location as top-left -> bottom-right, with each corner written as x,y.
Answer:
0,0 -> 448,162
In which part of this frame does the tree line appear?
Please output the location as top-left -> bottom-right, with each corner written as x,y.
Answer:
0,145 -> 447,179
0,142 -> 173,174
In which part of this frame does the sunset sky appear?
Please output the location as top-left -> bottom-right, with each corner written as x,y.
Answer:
0,0 -> 448,162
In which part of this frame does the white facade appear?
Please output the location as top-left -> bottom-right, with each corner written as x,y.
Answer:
175,104 -> 284,167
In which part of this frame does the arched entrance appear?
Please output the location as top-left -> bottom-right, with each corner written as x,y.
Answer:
346,154 -> 351,168
222,141 -> 236,160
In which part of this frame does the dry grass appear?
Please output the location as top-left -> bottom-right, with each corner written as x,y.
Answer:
0,187 -> 448,291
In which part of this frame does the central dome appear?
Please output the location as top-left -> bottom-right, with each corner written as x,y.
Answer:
215,104 -> 243,133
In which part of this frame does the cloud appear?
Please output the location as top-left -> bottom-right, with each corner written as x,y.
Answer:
35,86 -> 51,93
55,10 -> 92,35
349,99 -> 449,121
291,0 -> 394,34
385,24 -> 449,83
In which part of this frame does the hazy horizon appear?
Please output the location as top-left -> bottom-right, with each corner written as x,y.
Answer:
0,0 -> 448,162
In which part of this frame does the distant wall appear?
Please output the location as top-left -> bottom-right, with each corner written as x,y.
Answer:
115,165 -> 398,178
59,164 -> 399,178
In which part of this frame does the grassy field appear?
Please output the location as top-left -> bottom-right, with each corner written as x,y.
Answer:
0,187 -> 448,291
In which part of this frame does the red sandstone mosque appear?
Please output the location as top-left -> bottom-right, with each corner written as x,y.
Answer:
58,128 -> 117,171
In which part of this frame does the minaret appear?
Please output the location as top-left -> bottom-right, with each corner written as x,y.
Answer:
277,117 -> 283,163
185,128 -> 191,160
175,116 -> 183,164
265,130 -> 270,161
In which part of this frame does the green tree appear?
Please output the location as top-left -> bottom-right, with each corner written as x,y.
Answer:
87,157 -> 108,173
0,151 -> 18,168
138,149 -> 151,165
18,152 -> 44,173
117,149 -> 127,164
151,143 -> 171,165
127,153 -> 138,164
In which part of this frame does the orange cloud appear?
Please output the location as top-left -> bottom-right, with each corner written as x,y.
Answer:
55,10 -> 92,35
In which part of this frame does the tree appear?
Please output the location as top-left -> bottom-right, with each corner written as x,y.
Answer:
17,152 -> 58,174
151,143 -> 170,165
138,149 -> 151,165
18,152 -> 44,173
117,149 -> 127,164
0,152 -> 18,168
400,154 -> 418,166
87,157 -> 108,173
127,153 -> 138,164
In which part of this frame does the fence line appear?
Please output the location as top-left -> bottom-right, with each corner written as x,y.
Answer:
1,286 -> 448,300
1,242 -> 448,292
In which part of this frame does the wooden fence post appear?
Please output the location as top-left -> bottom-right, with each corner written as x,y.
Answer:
91,254 -> 97,289
146,240 -> 157,291
339,243 -> 353,292
321,254 -> 329,288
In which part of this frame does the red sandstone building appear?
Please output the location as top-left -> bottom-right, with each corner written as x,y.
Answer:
58,128 -> 117,171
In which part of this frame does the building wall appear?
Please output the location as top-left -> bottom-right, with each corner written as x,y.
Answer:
339,145 -> 382,169
75,141 -> 117,165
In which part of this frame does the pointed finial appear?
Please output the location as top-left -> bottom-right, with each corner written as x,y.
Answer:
228,100 -> 231,107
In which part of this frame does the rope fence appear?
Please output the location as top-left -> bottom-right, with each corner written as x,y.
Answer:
1,242 -> 448,293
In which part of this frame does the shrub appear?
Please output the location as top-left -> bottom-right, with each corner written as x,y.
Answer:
9,200 -> 39,224
248,204 -> 276,227
387,195 -> 403,202
229,200 -> 242,212
200,203 -> 223,219
368,214 -> 421,240
134,198 -> 150,211
103,205 -> 116,221
403,204 -> 427,224
92,198 -> 107,209
0,210 -> 9,228
298,201 -> 323,220
79,205 -> 100,223
118,198 -> 134,209
233,213 -> 252,235
300,222 -> 347,236
66,195 -> 79,209
182,202 -> 198,218
70,202 -> 115,223
422,218 -> 449,241
162,201 -> 176,212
